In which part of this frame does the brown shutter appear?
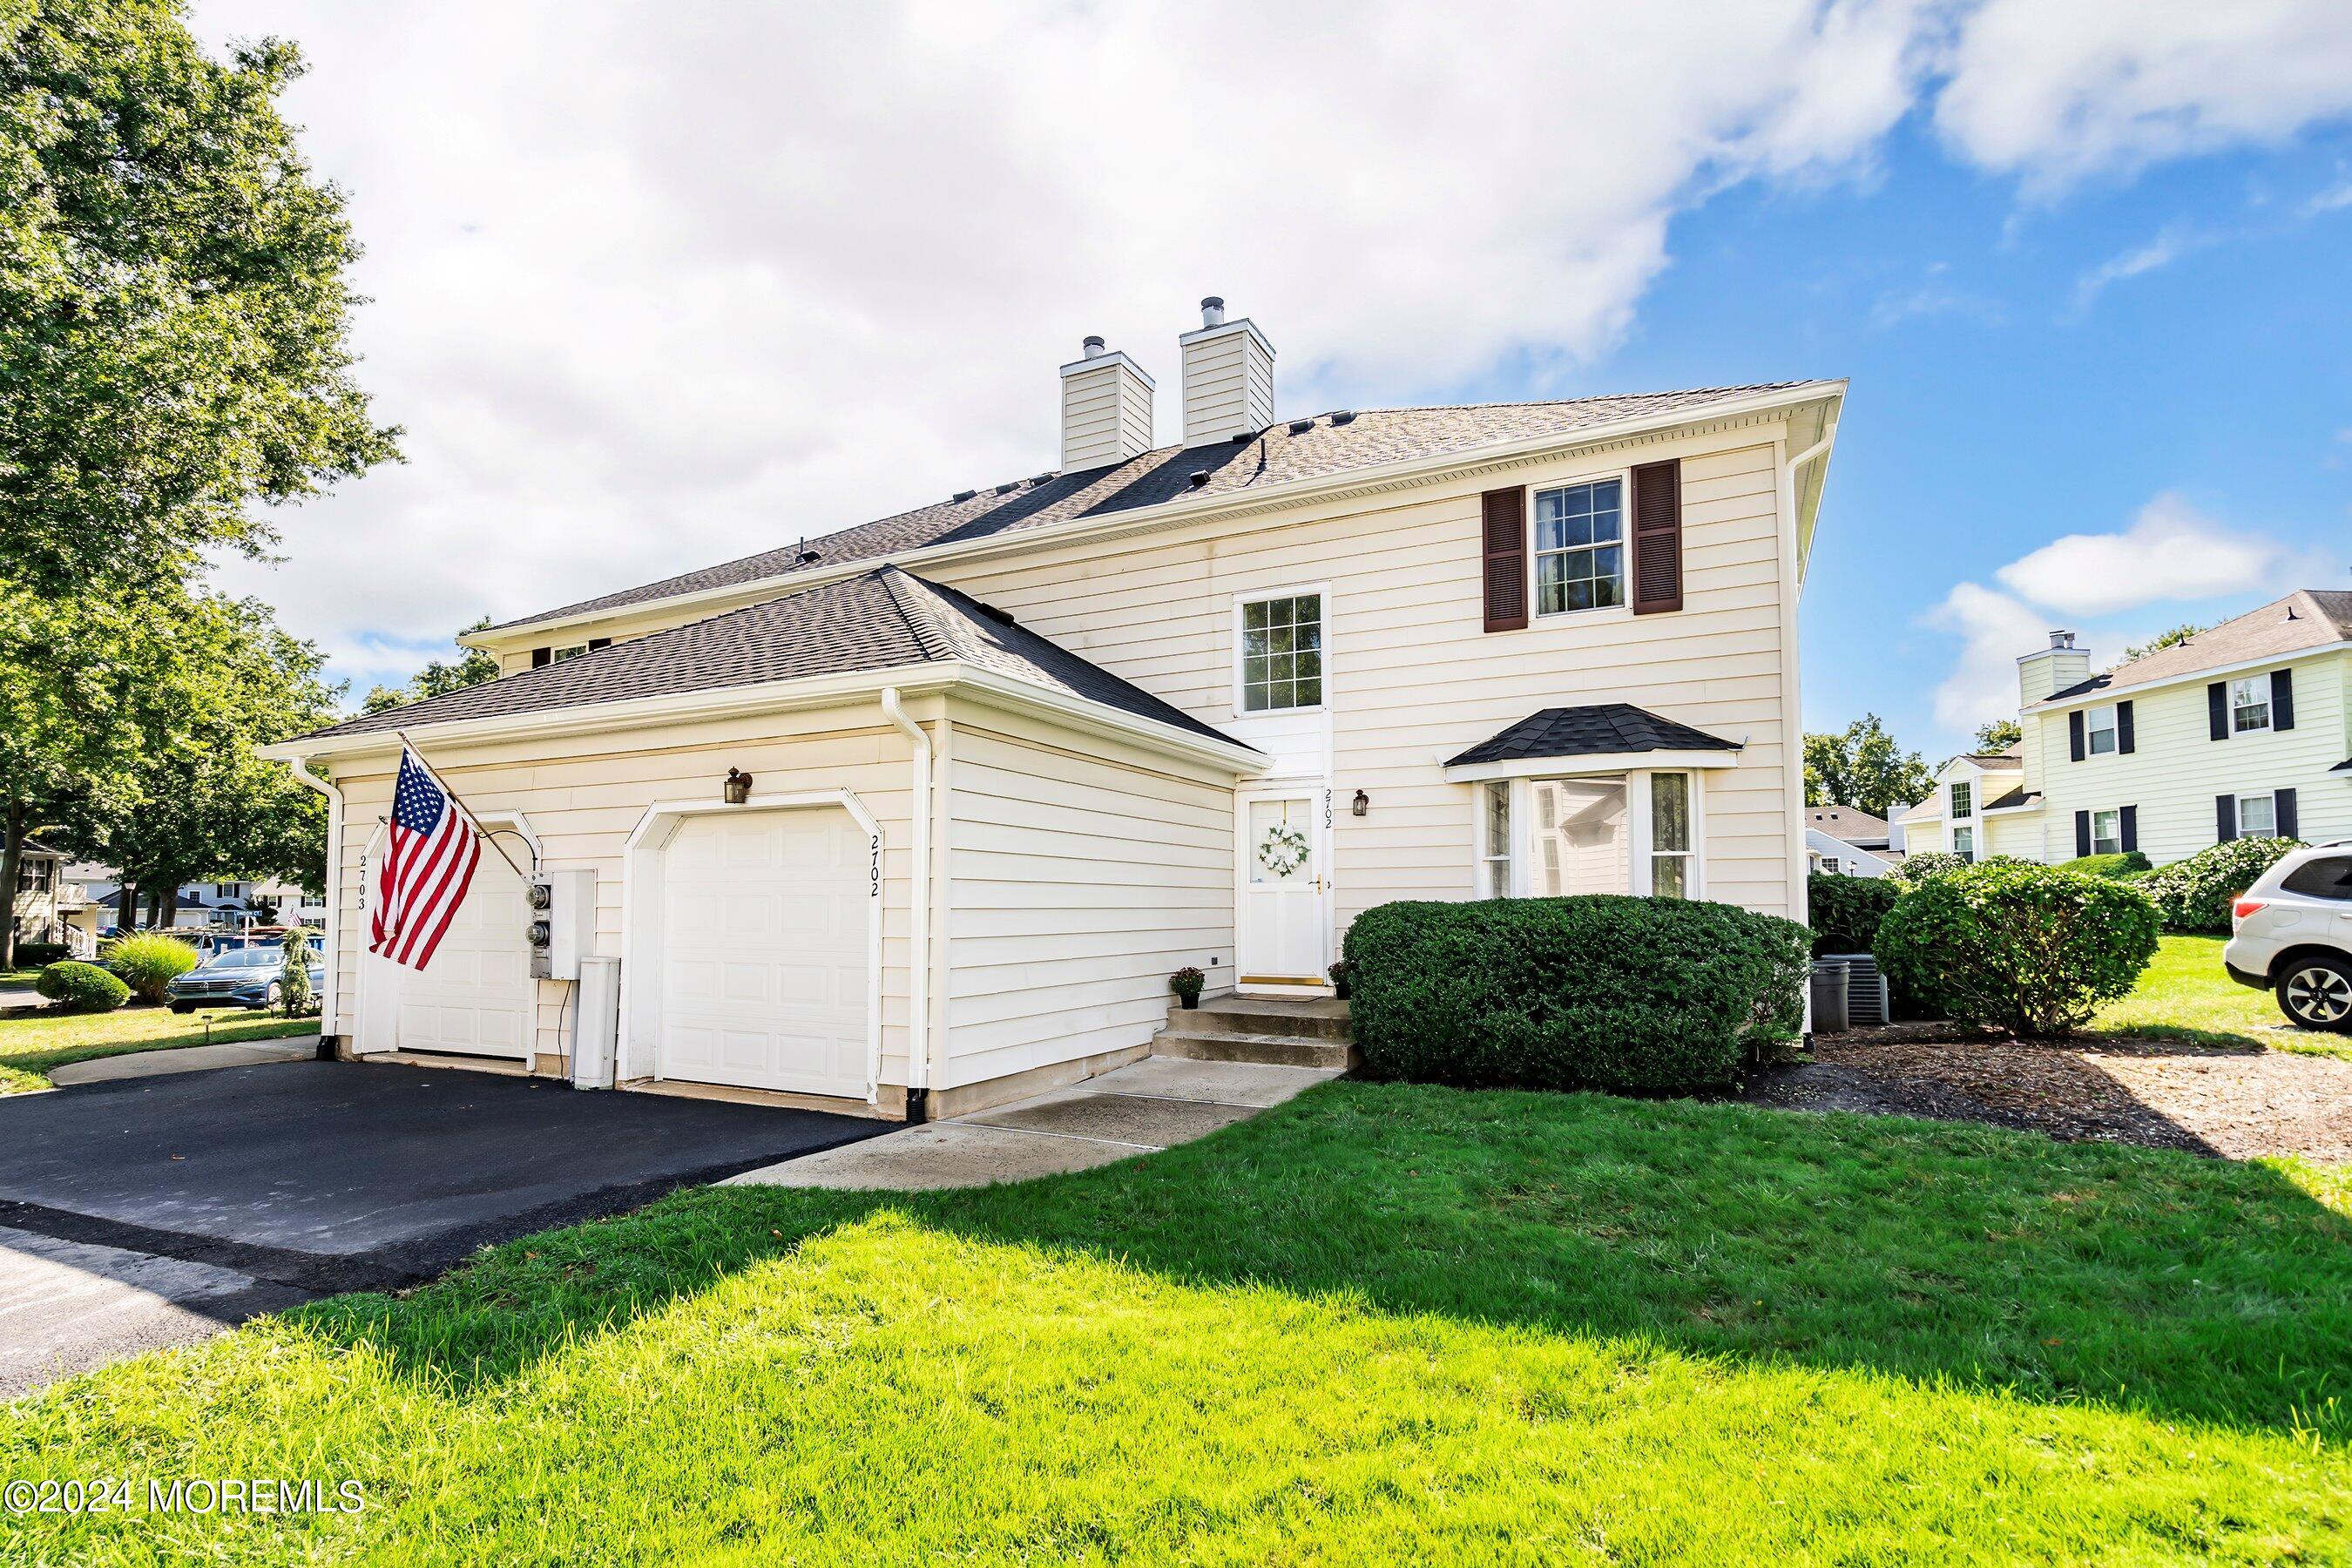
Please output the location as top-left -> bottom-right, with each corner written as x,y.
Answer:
1631,459 -> 1682,615
1482,487 -> 1527,632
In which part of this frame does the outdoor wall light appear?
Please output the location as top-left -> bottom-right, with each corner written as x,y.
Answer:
1351,789 -> 1369,817
723,767 -> 754,804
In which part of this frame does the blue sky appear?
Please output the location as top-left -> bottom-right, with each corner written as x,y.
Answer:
193,2 -> 2352,759
1579,119 -> 2351,757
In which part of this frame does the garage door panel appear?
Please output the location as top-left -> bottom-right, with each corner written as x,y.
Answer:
367,851 -> 535,1061
655,808 -> 869,1098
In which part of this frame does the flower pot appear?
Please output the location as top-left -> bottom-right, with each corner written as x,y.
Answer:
1179,995 -> 1200,1010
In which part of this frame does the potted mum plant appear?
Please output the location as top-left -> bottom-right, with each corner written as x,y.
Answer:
1169,966 -> 1206,1010
1328,958 -> 1354,1000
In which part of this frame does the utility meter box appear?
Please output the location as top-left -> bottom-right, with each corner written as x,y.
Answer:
526,868 -> 595,980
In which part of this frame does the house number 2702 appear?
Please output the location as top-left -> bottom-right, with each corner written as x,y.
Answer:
869,834 -> 882,897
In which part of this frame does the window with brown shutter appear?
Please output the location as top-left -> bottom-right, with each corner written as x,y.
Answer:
1631,459 -> 1682,614
1481,487 -> 1527,632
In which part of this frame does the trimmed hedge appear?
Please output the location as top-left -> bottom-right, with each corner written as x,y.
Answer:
1807,872 -> 1901,956
1890,850 -> 1969,885
11,941 -> 71,968
2137,838 -> 2303,934
104,932 -> 199,1004
1873,861 -> 2159,1037
2063,850 -> 2153,880
1343,896 -> 1809,1092
35,960 -> 130,1014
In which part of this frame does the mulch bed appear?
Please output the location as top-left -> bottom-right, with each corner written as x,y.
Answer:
1742,1025 -> 2352,1163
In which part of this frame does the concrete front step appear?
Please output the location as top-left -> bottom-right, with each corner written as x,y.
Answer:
1174,996 -> 1354,1041
1152,1027 -> 1358,1071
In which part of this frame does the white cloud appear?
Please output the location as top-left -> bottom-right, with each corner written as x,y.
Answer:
2070,229 -> 2199,309
179,0 -> 2352,691
1926,583 -> 2055,732
1934,0 -> 2352,192
1993,493 -> 2294,615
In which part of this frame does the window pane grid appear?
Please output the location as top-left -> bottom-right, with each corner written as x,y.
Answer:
1532,480 -> 1624,616
2230,677 -> 2270,733
1239,593 -> 1324,712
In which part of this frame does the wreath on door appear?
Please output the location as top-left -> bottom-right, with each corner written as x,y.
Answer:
1257,821 -> 1310,877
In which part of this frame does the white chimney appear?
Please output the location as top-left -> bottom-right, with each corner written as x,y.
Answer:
1179,295 -> 1274,447
2016,628 -> 2093,708
1058,335 -> 1155,473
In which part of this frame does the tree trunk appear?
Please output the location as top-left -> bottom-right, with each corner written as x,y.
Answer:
117,883 -> 136,929
159,887 -> 180,929
145,888 -> 163,927
0,797 -> 23,969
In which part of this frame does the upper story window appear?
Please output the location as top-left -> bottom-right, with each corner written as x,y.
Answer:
1531,479 -> 1625,617
1237,592 -> 1323,713
2086,706 -> 2119,755
1950,781 -> 1973,820
2229,675 -> 2270,733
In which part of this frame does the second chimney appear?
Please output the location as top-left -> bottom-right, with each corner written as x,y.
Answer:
1058,335 -> 1155,473
1180,296 -> 1275,446
2016,628 -> 2093,708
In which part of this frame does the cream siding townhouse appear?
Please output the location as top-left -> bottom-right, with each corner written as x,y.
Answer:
1902,593 -> 2352,866
265,301 -> 1844,1120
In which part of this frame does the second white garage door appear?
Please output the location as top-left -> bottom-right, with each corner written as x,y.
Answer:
362,846 -> 533,1061
656,807 -> 871,1098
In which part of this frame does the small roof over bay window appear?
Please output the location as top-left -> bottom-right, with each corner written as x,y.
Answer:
1443,704 -> 1741,782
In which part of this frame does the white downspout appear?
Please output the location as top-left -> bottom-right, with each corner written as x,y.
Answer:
880,688 -> 933,1120
282,755 -> 343,1050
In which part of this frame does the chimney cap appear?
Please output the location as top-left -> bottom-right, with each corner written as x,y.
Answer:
1200,296 -> 1225,328
2049,630 -> 2074,649
1081,335 -> 1106,357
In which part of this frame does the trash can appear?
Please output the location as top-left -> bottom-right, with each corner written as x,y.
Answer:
1808,959 -> 1851,1035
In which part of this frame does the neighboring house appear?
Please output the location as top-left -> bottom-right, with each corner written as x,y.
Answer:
1900,591 -> 2352,865
1801,804 -> 1902,875
10,840 -> 98,956
261,299 -> 1844,1119
71,867 -> 327,934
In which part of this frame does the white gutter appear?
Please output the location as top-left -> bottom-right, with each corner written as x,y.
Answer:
280,756 -> 342,1044
880,688 -> 932,1120
470,381 -> 1850,648
2024,643 -> 2350,714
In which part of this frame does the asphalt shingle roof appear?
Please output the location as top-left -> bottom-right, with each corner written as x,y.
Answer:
1445,705 -> 1740,768
299,569 -> 1247,749
2043,590 -> 2352,704
488,384 -> 1833,633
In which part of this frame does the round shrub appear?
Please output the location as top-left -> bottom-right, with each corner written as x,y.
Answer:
35,960 -> 130,1014
2064,850 -> 2153,880
1807,872 -> 1902,956
1342,896 -> 1810,1092
105,932 -> 200,1005
2136,838 -> 2303,934
1873,862 -> 2159,1037
1890,850 -> 1969,885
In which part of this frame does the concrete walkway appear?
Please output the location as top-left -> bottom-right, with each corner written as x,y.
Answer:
727,1056 -> 1339,1190
49,1036 -> 321,1086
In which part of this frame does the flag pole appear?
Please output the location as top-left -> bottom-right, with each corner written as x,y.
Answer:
394,731 -> 529,880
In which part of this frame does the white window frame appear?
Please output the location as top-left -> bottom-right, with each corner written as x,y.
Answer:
2091,808 -> 2122,855
1479,781 -> 1511,898
1466,769 -> 1703,899
1821,855 -> 1842,875
2229,675 -> 2270,734
1645,770 -> 1697,898
1529,468 -> 1633,622
1951,825 -> 1975,862
551,642 -> 589,665
1230,582 -> 1331,716
1949,780 -> 1973,820
2237,791 -> 2279,840
2085,705 -> 2119,756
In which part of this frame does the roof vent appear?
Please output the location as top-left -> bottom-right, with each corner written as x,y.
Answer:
1031,471 -> 1054,485
975,602 -> 1017,627
797,549 -> 820,564
994,481 -> 1018,495
1287,417 -> 1315,435
1329,409 -> 1355,425
1188,470 -> 1210,488
952,489 -> 978,503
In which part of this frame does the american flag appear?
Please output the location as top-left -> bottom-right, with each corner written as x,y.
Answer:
370,747 -> 483,970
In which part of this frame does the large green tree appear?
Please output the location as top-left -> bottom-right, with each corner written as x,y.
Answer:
1,0 -> 398,594
361,617 -> 499,715
1804,713 -> 1933,821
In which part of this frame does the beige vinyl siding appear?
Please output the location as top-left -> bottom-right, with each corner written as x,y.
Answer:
2027,648 -> 2352,864
325,700 -> 923,1081
930,426 -> 1801,920
1061,361 -> 1154,470
943,711 -> 1234,1089
1179,328 -> 1274,446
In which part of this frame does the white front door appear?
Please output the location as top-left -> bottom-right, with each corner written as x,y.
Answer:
1238,792 -> 1328,990
655,808 -> 870,1098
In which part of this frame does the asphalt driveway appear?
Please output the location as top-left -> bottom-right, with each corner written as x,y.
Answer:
0,1060 -> 884,1396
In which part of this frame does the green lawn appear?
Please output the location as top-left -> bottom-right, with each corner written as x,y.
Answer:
0,965 -> 43,988
0,1005 -> 317,1092
2092,933 -> 2352,1061
9,1084 -> 2350,1564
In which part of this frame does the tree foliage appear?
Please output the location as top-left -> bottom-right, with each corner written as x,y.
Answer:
1973,719 -> 2022,753
1804,714 -> 1932,821
1,0 -> 399,595
361,618 -> 499,715
2122,624 -> 2204,664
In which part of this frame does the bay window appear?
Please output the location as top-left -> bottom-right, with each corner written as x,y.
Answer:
1470,771 -> 1700,899
1481,782 -> 1511,898
1649,772 -> 1693,897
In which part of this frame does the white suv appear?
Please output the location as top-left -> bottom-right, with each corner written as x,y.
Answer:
2222,841 -> 2352,1031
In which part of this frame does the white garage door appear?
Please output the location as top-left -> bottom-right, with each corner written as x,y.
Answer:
656,808 -> 870,1098
381,852 -> 533,1059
